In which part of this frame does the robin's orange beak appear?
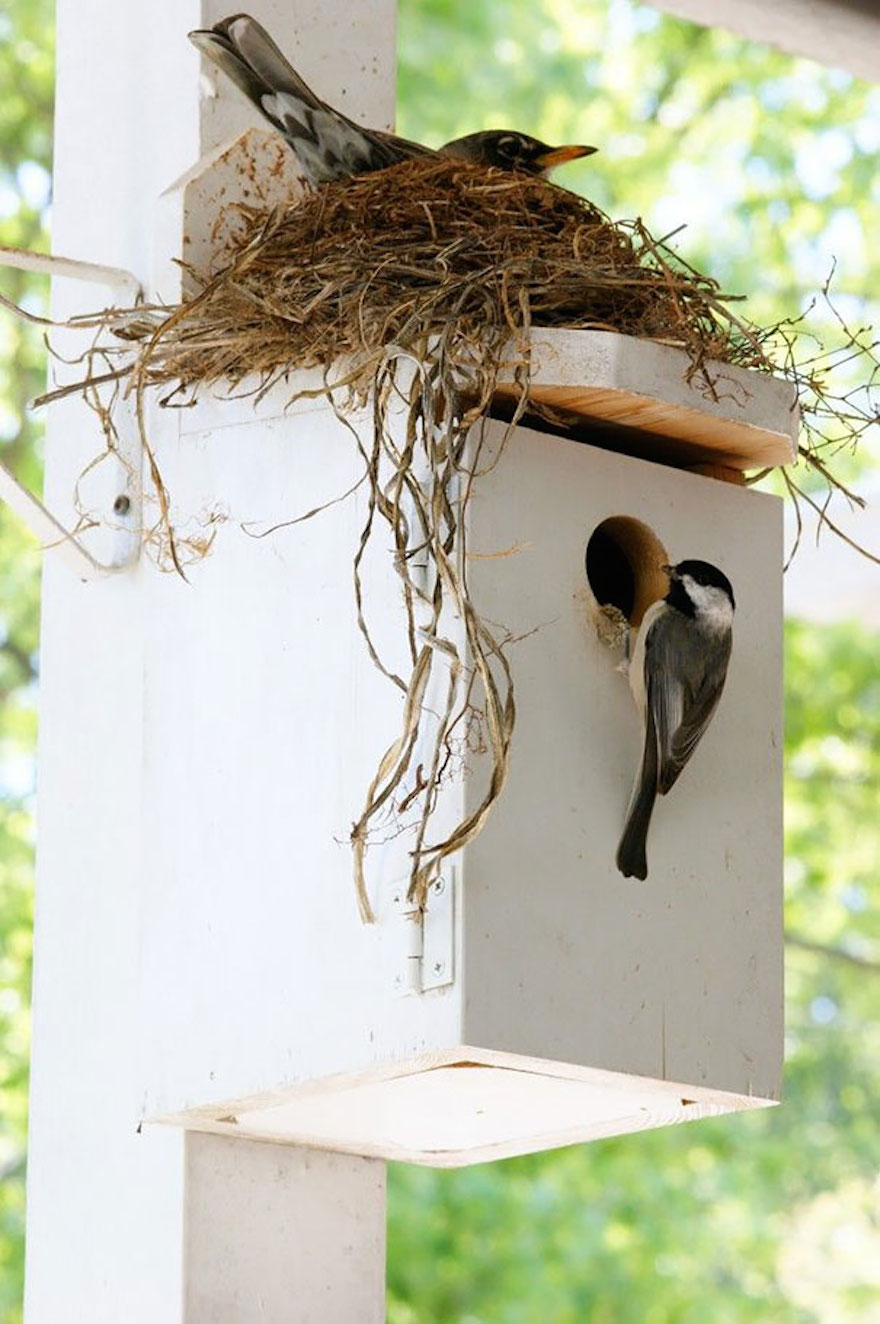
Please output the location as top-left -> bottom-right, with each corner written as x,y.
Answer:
534,144 -> 598,171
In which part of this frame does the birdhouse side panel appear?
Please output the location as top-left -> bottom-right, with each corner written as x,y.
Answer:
461,423 -> 783,1102
134,391 -> 465,1116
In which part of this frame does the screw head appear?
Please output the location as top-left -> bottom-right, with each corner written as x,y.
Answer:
432,878 -> 446,896
433,961 -> 444,975
113,493 -> 131,516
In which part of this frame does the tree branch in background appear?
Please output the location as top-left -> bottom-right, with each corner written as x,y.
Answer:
1,638 -> 38,684
785,932 -> 880,974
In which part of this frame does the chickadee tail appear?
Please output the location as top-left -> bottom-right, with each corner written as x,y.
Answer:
189,14 -> 323,125
616,702 -> 659,882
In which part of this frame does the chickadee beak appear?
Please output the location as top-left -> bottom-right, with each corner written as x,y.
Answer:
534,144 -> 598,171
661,563 -> 678,579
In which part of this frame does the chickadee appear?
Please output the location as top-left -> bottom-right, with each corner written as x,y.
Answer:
616,560 -> 735,881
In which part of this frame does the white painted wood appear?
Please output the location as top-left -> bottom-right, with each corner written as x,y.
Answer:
143,397 -> 781,1165
461,424 -> 783,1102
156,129 -> 306,303
184,1135 -> 385,1323
0,243 -> 141,300
168,1053 -> 770,1168
33,307 -> 784,1227
26,3 -> 397,1321
29,0 -> 784,1311
508,328 -> 798,470
129,377 -> 780,1111
0,246 -> 142,575
0,459 -> 118,580
646,0 -> 880,83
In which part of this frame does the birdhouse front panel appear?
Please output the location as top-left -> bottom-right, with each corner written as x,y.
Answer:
461,420 -> 783,1105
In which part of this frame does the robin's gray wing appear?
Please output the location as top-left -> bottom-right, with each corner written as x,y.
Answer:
191,15 -> 430,183
646,613 -> 731,797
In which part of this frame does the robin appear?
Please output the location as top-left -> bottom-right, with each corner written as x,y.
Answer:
440,131 -> 596,176
190,14 -> 596,185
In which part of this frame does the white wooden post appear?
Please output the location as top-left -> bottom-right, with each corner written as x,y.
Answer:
25,4 -> 396,1321
184,1137 -> 386,1324
26,1 -> 790,1319
647,0 -> 880,83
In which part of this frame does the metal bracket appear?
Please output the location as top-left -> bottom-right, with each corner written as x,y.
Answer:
390,870 -> 455,995
421,873 -> 455,991
0,245 -> 143,580
0,243 -> 142,302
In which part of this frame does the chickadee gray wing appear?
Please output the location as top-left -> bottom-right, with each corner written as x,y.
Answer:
660,636 -> 732,794
647,609 -> 731,795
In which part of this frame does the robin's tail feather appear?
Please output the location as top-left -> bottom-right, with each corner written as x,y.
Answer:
215,14 -> 323,106
616,701 -> 659,881
189,13 -> 324,129
190,13 -> 426,184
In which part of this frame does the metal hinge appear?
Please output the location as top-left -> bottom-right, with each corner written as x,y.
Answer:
0,244 -> 143,580
391,870 -> 455,995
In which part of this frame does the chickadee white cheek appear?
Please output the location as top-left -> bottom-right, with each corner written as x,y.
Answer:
681,577 -> 735,633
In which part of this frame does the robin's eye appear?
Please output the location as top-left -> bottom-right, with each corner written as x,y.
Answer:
497,135 -> 519,157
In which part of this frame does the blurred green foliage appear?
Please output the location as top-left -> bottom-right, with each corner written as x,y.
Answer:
387,617 -> 880,1322
399,0 -> 880,489
399,0 -> 880,320
0,1 -> 877,1321
0,0 -> 53,1318
388,3 -> 880,1319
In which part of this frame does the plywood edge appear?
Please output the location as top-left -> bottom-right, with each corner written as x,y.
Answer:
150,1045 -> 779,1168
496,328 -> 799,472
170,329 -> 798,475
151,1043 -> 778,1123
530,328 -> 799,434
153,1097 -> 778,1170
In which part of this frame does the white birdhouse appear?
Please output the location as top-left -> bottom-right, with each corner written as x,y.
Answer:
21,3 -> 795,1320
138,330 -> 790,1168
113,136 -> 793,1169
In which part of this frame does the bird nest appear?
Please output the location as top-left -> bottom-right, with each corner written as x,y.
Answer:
112,156 -> 774,389
33,155 -> 878,918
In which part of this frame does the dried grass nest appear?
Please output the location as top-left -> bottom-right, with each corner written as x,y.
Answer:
118,154 -> 773,393
40,155 -> 876,917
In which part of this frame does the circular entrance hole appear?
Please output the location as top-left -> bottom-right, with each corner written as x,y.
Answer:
585,517 -> 670,627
